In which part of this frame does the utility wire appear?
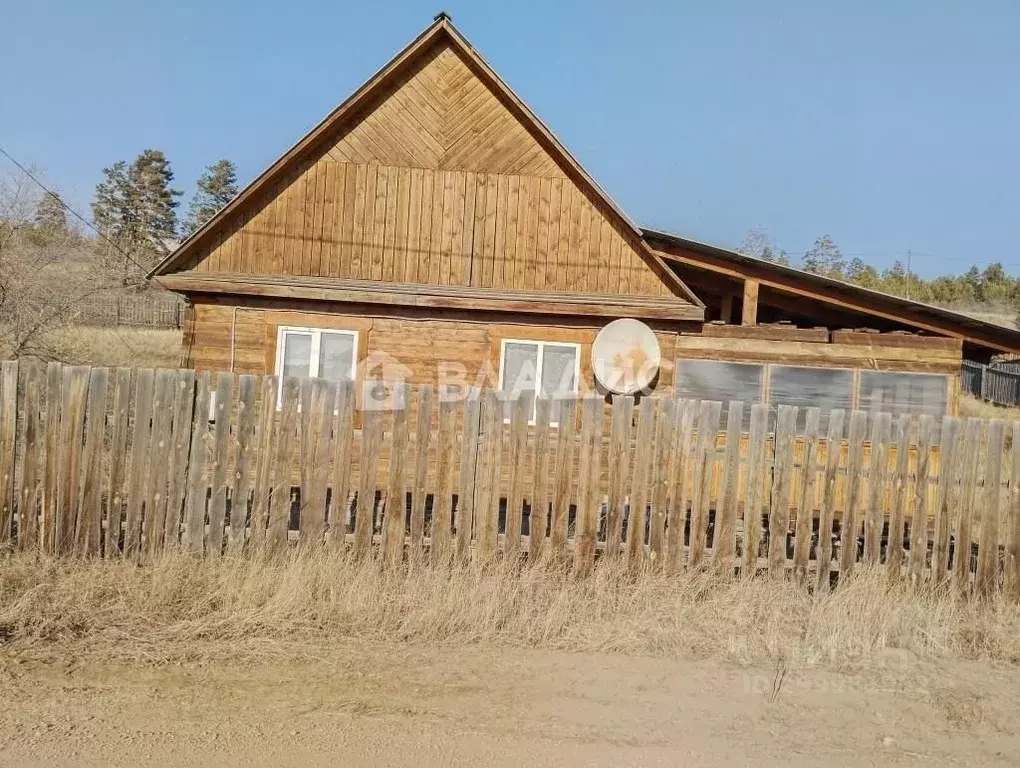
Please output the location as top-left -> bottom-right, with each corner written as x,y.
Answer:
0,143 -> 151,275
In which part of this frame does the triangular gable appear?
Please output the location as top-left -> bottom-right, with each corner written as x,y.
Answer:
151,15 -> 703,310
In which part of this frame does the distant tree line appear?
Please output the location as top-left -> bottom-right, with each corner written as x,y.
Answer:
90,151 -> 238,279
738,228 -> 1020,326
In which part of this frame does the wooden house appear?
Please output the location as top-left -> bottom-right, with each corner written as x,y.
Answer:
150,13 -> 1020,419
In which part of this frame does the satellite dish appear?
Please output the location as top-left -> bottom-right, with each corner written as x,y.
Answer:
592,319 -> 661,395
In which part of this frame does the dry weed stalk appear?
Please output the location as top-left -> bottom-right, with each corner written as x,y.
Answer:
0,550 -> 1018,668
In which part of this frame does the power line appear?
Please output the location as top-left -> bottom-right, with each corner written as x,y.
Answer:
0,143 -> 150,275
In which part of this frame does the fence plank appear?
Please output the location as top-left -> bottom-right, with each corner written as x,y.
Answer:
626,397 -> 656,565
0,361 -> 18,544
408,384 -> 434,559
839,410 -> 868,579
504,392 -> 531,558
793,407 -> 822,579
455,390 -> 483,561
649,398 -> 678,562
908,416 -> 936,586
18,361 -> 43,551
164,370 -> 196,550
689,400 -> 723,569
144,370 -> 176,556
382,384 -> 410,565
203,373 -> 235,557
1008,422 -> 1020,599
228,375 -> 258,552
55,366 -> 89,556
550,396 -> 577,558
430,390 -> 458,564
767,405 -> 798,577
864,412 -> 892,565
182,373 -> 212,554
250,376 -> 278,545
75,367 -> 108,555
605,395 -> 634,561
263,377 -> 298,553
574,395 -> 603,574
529,395 -> 554,559
954,418 -> 983,590
328,380 -> 355,545
585,395 -> 604,569
885,414 -> 912,578
123,369 -> 154,558
713,401 -> 743,576
977,419 -> 1005,596
792,407 -> 820,582
299,377 -> 336,546
931,417 -> 962,583
742,404 -> 770,577
354,402 -> 384,558
814,410 -> 846,592
474,389 -> 502,560
41,362 -> 63,555
667,399 -> 697,573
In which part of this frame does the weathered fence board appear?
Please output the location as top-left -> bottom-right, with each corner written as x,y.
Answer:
18,362 -> 44,551
815,409 -> 846,592
689,399 -> 722,569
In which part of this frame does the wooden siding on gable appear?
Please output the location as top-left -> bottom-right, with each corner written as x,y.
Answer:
190,160 -> 674,299
327,42 -> 564,179
174,36 -> 688,304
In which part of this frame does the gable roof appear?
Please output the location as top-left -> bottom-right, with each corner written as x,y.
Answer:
644,228 -> 1020,357
150,14 -> 703,310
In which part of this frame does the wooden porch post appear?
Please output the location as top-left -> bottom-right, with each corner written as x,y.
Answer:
741,279 -> 759,326
720,294 -> 734,324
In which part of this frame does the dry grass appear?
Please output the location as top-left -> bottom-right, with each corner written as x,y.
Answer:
961,393 -> 1020,423
30,327 -> 182,369
1,550 -> 1018,669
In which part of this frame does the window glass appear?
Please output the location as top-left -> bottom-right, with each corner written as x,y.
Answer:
674,359 -> 763,428
859,371 -> 947,419
281,332 -> 312,380
541,345 -> 577,397
319,332 -> 356,382
542,344 -> 578,424
768,365 -> 854,431
502,342 -> 539,397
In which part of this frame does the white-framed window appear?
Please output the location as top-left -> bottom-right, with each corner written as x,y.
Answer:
274,326 -> 358,403
497,338 -> 581,424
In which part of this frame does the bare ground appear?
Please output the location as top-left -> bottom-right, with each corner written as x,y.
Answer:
2,642 -> 1019,767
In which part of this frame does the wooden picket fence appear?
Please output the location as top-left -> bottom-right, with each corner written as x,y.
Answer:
67,294 -> 184,329
3,359 -> 1020,596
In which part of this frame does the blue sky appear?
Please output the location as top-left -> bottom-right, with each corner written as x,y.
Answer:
3,1 -> 1018,276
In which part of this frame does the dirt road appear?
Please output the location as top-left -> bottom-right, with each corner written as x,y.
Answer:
1,643 -> 1018,766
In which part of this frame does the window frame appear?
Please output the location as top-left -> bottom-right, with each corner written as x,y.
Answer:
274,325 -> 359,405
497,337 -> 582,425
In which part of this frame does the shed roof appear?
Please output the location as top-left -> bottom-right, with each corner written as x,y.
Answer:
644,228 -> 1020,357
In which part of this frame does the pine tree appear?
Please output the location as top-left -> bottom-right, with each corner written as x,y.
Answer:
92,160 -> 134,244
91,150 -> 182,275
33,191 -> 68,236
185,159 -> 238,234
128,149 -> 182,254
